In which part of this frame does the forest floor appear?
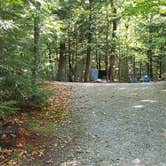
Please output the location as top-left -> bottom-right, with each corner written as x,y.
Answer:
1,81 -> 166,166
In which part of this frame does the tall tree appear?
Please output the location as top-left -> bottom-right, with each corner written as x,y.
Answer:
33,1 -> 41,81
84,0 -> 93,82
109,0 -> 118,82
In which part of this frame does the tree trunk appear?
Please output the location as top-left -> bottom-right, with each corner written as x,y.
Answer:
95,30 -> 99,70
139,62 -> 142,78
147,49 -> 153,79
68,30 -> 73,82
149,51 -> 153,79
133,55 -> 136,78
105,9 -> 110,82
47,43 -> 54,80
84,0 -> 92,82
73,25 -> 78,81
34,2 -> 41,81
56,39 -> 66,81
109,1 -> 118,82
159,47 -> 163,79
118,45 -> 121,82
147,17 -> 153,80
120,20 -> 129,82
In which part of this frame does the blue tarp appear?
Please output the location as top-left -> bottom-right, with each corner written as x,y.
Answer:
143,75 -> 150,82
91,69 -> 99,81
140,75 -> 150,82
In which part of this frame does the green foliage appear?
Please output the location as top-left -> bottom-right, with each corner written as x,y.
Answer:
0,75 -> 52,117
0,0 -> 53,117
125,0 -> 160,16
0,100 -> 19,118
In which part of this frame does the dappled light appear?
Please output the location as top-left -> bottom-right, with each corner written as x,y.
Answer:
60,159 -> 80,166
118,87 -> 127,90
132,105 -> 145,109
132,159 -> 141,165
140,99 -> 157,103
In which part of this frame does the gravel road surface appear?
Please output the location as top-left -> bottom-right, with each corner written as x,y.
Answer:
59,82 -> 166,166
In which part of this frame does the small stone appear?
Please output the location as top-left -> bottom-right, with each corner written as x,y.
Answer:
54,143 -> 58,147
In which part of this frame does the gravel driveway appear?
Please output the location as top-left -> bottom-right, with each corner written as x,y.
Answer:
59,82 -> 166,166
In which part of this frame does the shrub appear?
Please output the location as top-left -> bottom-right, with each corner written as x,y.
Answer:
0,74 -> 52,117
0,100 -> 19,119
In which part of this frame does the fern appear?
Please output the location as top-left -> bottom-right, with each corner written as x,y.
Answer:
0,100 -> 19,118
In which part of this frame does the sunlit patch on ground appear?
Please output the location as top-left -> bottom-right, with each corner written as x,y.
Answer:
140,99 -> 157,103
132,158 -> 141,165
60,159 -> 80,166
118,87 -> 126,90
132,105 -> 145,108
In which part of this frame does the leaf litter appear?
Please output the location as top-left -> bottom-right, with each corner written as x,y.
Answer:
0,83 -> 72,166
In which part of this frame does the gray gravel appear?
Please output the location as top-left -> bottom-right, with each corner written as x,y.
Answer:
60,82 -> 166,166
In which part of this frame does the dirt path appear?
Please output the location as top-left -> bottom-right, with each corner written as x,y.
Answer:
56,81 -> 166,166
24,82 -> 166,166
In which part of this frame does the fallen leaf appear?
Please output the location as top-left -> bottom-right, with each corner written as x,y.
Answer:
3,149 -> 13,156
46,159 -> 53,164
6,160 -> 17,166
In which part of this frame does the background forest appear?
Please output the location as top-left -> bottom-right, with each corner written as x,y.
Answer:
0,0 -> 166,115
